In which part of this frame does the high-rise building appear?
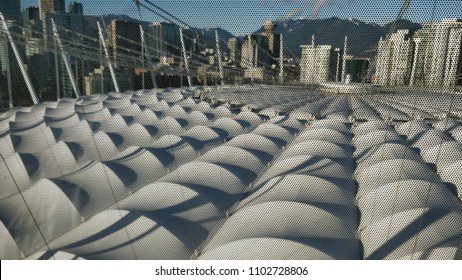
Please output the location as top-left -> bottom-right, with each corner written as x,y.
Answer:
44,12 -> 84,98
260,20 -> 281,62
0,0 -> 28,108
411,18 -> 462,87
227,37 -> 241,66
39,0 -> 65,20
240,35 -> 271,69
108,20 -> 141,66
68,1 -> 83,15
147,22 -> 196,62
343,55 -> 370,83
262,20 -> 277,55
375,29 -> 415,86
299,44 -> 341,84
23,7 -> 42,57
0,0 -> 21,21
23,6 -> 40,22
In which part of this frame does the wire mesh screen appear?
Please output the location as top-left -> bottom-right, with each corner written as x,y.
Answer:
0,0 -> 462,260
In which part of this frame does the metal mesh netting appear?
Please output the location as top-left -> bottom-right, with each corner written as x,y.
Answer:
0,0 -> 461,260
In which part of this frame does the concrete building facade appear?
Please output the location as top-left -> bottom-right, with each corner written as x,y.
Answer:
344,55 -> 370,83
147,22 -> 196,62
108,20 -> 141,67
375,29 -> 415,86
411,18 -> 462,87
299,44 -> 341,84
39,0 -> 65,20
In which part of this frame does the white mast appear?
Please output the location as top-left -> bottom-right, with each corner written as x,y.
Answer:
342,36 -> 348,83
215,30 -> 225,85
97,21 -> 120,93
51,19 -> 81,98
279,33 -> 284,83
140,25 -> 158,88
0,13 -> 39,105
179,27 -> 192,87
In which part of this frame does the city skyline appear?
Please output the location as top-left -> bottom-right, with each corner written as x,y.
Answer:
18,0 -> 462,35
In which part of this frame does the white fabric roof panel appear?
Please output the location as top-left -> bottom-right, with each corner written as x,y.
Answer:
201,201 -> 360,260
2,88 -> 462,260
0,220 -> 22,260
353,120 -> 394,136
199,119 -> 359,259
235,174 -> 356,212
353,119 -> 462,260
439,161 -> 462,198
290,97 -> 333,120
361,97 -> 409,121
0,153 -> 31,198
356,159 -> 441,197
350,97 -> 380,121
0,179 -> 82,256
198,237 -> 336,260
358,180 -> 462,229
294,128 -> 352,146
360,208 -> 462,260
355,143 -> 423,174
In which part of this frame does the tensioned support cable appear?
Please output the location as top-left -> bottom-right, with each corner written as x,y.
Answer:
0,13 -> 39,104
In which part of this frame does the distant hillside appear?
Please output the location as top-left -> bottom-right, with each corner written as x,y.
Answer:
101,14 -> 233,49
255,17 -> 422,58
198,28 -> 235,48
101,14 -> 422,59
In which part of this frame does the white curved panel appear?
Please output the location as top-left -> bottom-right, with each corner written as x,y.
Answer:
202,201 -> 359,258
281,141 -> 352,160
0,179 -> 82,256
356,159 -> 440,197
160,161 -> 251,194
358,180 -> 461,229
198,238 -> 335,260
46,210 -> 192,259
361,208 -> 462,260
0,153 -> 31,199
294,128 -> 352,145
259,155 -> 354,186
0,221 -> 22,259
238,174 -> 355,211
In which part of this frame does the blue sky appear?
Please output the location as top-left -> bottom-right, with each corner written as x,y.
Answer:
20,0 -> 462,35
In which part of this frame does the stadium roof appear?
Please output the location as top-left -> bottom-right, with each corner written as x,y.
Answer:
1,85 -> 462,260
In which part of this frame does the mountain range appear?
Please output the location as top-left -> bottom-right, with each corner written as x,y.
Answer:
102,14 -> 422,58
256,17 -> 422,58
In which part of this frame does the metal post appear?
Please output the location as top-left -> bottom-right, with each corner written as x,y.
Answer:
51,19 -> 81,98
97,21 -> 120,93
410,38 -> 421,86
100,35 -> 104,94
0,13 -> 39,104
247,34 -> 254,84
179,27 -> 192,87
4,37 -> 13,108
55,51 -> 60,100
342,36 -> 348,83
141,26 -> 145,90
279,33 -> 284,83
336,49 -> 341,82
215,30 -> 225,86
247,34 -> 253,67
140,25 -> 157,88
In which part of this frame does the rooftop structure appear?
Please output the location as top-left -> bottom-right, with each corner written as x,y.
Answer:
1,85 -> 462,260
375,29 -> 415,86
411,18 -> 462,87
299,44 -> 342,84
